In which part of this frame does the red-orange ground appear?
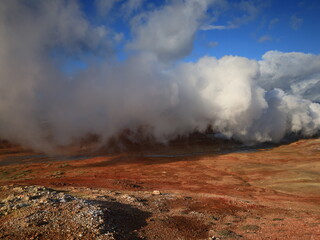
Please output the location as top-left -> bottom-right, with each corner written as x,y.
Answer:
0,139 -> 319,239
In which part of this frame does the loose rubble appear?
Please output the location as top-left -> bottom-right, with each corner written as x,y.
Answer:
0,185 -> 115,240
1,183 -> 319,240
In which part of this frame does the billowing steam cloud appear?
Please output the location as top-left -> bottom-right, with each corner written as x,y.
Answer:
0,0 -> 320,152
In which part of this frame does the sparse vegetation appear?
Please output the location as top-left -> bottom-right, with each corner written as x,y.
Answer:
57,163 -> 71,168
50,171 -> 64,178
11,169 -> 33,180
0,168 -> 20,180
217,229 -> 238,238
241,224 -> 260,231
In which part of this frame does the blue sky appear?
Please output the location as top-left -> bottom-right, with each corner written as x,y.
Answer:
199,0 -> 320,60
75,0 -> 320,63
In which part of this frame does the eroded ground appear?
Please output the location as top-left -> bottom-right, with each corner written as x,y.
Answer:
0,139 -> 319,239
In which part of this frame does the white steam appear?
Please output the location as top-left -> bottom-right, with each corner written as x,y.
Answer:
128,0 -> 215,61
0,0 -> 320,152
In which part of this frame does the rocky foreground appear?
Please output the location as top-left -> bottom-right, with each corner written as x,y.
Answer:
1,185 -> 228,240
0,185 -> 114,239
1,184 -> 319,240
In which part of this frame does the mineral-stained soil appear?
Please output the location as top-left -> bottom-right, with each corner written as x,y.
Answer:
0,139 -> 319,239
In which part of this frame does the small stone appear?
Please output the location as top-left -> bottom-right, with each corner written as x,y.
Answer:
17,203 -> 29,209
5,195 -> 15,202
23,196 -> 30,201
13,187 -> 23,192
152,190 -> 161,195
36,220 -> 49,226
1,186 -> 9,190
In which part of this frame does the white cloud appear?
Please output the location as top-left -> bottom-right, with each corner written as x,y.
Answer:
201,24 -> 232,30
121,0 -> 145,16
113,32 -> 124,43
258,34 -> 272,43
95,0 -> 120,16
127,0 -> 216,61
268,18 -> 279,29
290,15 -> 303,30
234,0 -> 261,25
201,0 -> 264,31
258,51 -> 320,102
208,41 -> 219,47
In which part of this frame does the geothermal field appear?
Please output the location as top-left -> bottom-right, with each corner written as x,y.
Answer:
0,137 -> 319,239
1,0 -> 320,239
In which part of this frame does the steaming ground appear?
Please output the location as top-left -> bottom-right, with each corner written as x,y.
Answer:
1,0 -> 320,153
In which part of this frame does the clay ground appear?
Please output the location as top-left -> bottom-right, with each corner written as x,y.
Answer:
0,139 -> 319,239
